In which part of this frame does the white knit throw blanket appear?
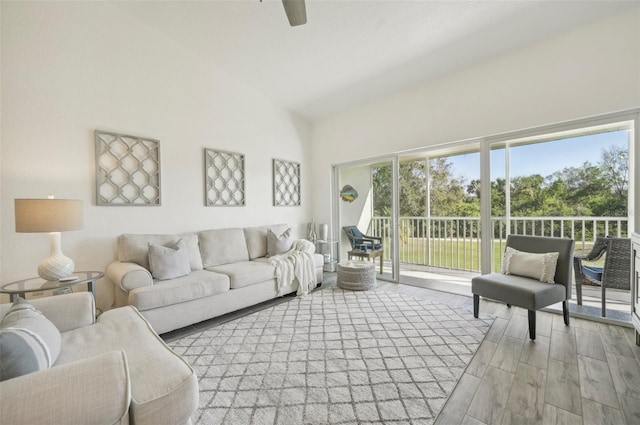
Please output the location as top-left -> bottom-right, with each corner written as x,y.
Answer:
270,239 -> 317,296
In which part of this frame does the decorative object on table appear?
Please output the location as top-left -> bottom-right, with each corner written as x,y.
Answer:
339,184 -> 358,202
318,223 -> 329,241
95,130 -> 161,206
306,219 -> 317,242
204,148 -> 245,206
168,288 -> 492,425
337,260 -> 377,290
15,198 -> 84,281
272,158 -> 301,206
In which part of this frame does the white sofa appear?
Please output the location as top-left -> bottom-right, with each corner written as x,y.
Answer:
0,292 -> 198,425
106,224 -> 323,334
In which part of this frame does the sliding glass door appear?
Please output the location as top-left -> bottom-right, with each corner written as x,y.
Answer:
335,157 -> 398,281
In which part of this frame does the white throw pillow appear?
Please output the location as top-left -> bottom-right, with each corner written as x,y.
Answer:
0,297 -> 61,381
501,246 -> 559,284
148,239 -> 191,280
267,228 -> 293,256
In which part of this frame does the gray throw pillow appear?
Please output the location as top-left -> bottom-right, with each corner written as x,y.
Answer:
267,228 -> 293,256
148,239 -> 191,280
0,297 -> 62,381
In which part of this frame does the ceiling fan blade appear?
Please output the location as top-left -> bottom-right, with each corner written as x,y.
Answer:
282,0 -> 307,26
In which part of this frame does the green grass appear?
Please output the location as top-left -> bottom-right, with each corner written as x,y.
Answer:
382,238 -> 602,272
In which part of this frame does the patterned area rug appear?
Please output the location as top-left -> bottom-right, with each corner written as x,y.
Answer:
168,288 -> 493,424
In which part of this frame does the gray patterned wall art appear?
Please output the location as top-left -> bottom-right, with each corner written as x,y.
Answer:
273,159 -> 301,206
204,148 -> 245,206
95,130 -> 161,206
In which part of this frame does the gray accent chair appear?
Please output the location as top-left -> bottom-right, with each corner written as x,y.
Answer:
472,235 -> 575,340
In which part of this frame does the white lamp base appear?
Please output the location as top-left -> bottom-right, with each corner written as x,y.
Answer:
38,232 -> 75,281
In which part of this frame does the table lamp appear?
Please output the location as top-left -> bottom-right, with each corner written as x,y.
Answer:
15,198 -> 84,281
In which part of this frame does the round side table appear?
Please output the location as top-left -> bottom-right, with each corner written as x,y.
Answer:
0,271 -> 104,302
337,261 -> 377,291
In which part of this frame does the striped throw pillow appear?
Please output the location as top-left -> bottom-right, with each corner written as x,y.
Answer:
0,297 -> 61,381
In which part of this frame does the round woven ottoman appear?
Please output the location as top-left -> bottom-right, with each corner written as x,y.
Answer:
337,261 -> 377,291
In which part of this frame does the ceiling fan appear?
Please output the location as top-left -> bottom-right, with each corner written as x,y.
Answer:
281,0 -> 307,26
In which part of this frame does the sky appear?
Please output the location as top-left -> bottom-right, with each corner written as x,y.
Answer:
447,130 -> 631,182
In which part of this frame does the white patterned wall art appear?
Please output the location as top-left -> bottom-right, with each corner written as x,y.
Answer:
95,130 -> 161,206
273,159 -> 301,206
204,148 -> 245,206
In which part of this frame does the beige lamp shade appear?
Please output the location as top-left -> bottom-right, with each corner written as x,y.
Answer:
15,199 -> 83,233
15,198 -> 83,280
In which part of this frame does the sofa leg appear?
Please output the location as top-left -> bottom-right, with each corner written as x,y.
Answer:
528,310 -> 536,340
507,304 -> 511,308
473,294 -> 479,318
563,300 -> 570,326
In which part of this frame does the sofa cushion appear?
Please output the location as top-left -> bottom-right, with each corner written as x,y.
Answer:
56,306 -> 198,425
118,233 -> 203,271
199,228 -> 250,267
0,297 -> 61,381
129,270 -> 230,311
267,227 -> 293,256
209,261 -> 276,289
244,224 -> 289,260
148,239 -> 191,280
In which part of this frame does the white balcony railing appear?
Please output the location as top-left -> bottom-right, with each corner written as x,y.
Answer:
370,216 -> 629,273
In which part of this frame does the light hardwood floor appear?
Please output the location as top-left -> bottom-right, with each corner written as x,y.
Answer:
163,275 -> 640,425
369,281 -> 640,425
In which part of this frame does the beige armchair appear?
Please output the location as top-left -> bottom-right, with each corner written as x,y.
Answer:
0,293 -> 198,425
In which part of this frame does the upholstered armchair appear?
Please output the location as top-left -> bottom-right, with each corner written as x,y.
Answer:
472,235 -> 575,340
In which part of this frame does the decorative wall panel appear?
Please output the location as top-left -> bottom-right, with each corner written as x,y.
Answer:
204,148 -> 245,206
273,159 -> 301,206
95,130 -> 161,206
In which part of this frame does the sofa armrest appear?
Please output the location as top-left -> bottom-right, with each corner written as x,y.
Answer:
0,351 -> 131,425
27,292 -> 96,331
106,261 -> 153,292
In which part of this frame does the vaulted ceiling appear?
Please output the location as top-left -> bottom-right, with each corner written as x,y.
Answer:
115,1 -> 636,120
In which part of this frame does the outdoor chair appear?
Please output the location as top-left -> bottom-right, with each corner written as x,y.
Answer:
342,226 -> 384,274
472,235 -> 575,340
574,236 -> 631,317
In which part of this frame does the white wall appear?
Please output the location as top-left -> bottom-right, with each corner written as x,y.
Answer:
1,2 -> 313,310
310,7 -> 640,229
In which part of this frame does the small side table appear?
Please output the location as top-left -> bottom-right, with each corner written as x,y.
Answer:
316,239 -> 339,272
1,271 -> 104,302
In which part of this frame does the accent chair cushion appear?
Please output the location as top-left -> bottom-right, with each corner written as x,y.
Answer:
472,272 -> 567,311
148,239 -> 191,281
267,228 -> 293,256
502,247 -> 559,284
0,297 -> 61,381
